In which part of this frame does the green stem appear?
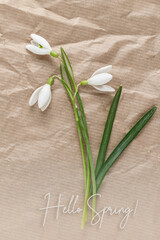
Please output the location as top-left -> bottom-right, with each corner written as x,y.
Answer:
72,100 -> 92,228
51,52 -> 93,227
86,162 -> 91,220
73,83 -> 80,100
73,104 -> 87,189
60,77 -> 95,224
77,109 -> 96,219
81,158 -> 90,228
76,92 -> 89,138
59,78 -> 88,191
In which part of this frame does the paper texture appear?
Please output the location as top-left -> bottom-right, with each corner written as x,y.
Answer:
0,0 -> 160,239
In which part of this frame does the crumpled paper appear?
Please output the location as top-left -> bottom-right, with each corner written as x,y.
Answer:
0,0 -> 160,239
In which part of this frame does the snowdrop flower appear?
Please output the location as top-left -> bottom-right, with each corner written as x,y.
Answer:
29,77 -> 54,111
81,65 -> 115,92
26,34 -> 59,57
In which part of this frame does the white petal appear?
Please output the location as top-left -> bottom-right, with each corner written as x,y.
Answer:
29,85 -> 44,106
41,95 -> 52,111
38,84 -> 51,108
30,40 -> 39,47
92,85 -> 115,92
26,44 -> 50,55
92,65 -> 112,77
30,34 -> 52,50
88,73 -> 112,86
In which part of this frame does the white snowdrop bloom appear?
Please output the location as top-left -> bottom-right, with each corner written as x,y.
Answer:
81,65 -> 115,92
26,34 -> 59,57
29,83 -> 52,111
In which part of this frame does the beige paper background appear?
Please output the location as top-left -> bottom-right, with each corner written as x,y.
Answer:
0,0 -> 160,239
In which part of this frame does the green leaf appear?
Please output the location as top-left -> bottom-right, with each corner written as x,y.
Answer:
95,86 -> 122,176
60,48 -> 88,136
60,47 -> 75,89
96,106 -> 157,192
60,62 -> 69,83
60,78 -> 73,100
76,92 -> 88,137
60,62 -> 72,90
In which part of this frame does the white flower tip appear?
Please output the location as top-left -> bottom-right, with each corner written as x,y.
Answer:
108,74 -> 113,81
29,96 -> 37,106
92,65 -> 113,77
40,105 -> 49,112
40,95 -> 52,111
29,95 -> 35,107
30,33 -> 36,39
38,101 -> 43,109
26,44 -> 31,50
38,84 -> 51,109
29,99 -> 33,106
29,85 -> 44,107
105,65 -> 112,71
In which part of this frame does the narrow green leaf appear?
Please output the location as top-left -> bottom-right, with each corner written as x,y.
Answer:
96,106 -> 157,192
60,47 -> 74,78
60,78 -> 73,100
95,86 -> 122,176
60,62 -> 68,82
76,92 -> 88,137
60,47 -> 75,89
60,48 -> 88,136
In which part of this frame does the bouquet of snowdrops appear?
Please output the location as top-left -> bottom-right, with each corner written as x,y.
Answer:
26,34 -> 156,228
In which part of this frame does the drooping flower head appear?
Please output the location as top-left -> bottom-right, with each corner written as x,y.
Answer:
81,65 -> 115,92
29,77 -> 54,111
26,34 -> 59,57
